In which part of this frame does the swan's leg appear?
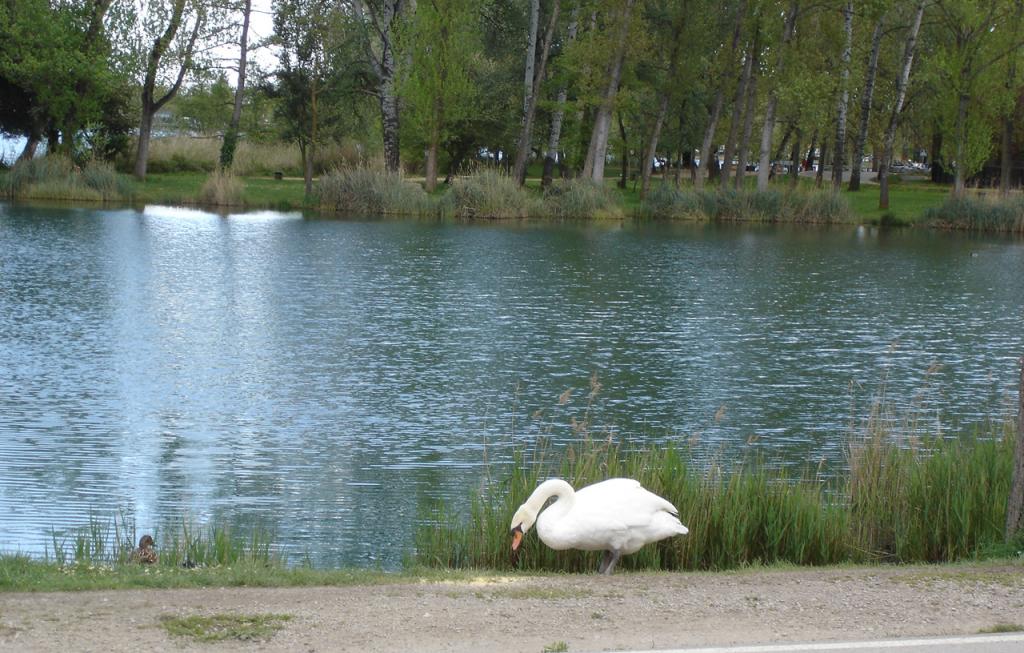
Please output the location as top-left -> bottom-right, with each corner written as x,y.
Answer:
599,549 -> 621,575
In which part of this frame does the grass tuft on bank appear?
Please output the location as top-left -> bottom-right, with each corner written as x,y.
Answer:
1,156 -> 132,202
923,195 -> 1024,233
640,185 -> 852,223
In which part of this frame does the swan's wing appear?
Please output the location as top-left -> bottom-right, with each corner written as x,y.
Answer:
577,478 -> 680,519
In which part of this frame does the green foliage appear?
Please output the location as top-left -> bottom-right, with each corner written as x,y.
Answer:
314,167 -> 431,214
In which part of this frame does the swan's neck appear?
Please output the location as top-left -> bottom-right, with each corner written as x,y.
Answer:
528,479 -> 575,525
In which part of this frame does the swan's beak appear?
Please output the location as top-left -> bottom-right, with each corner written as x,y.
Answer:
510,525 -> 523,551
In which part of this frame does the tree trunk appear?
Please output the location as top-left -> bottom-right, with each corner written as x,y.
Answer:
1006,357 -> 1024,542
18,130 -> 40,161
221,0 -> 251,170
805,130 -> 817,172
640,95 -> 669,198
931,128 -> 945,183
722,41 -> 755,187
831,1 -> 853,192
789,129 -> 802,187
542,9 -> 579,189
952,92 -> 969,198
583,0 -> 636,182
816,137 -> 828,188
1000,114 -> 1015,195
353,0 -> 406,172
425,136 -> 439,192
617,114 -> 630,188
514,0 -> 561,185
756,0 -> 800,192
849,17 -> 884,192
380,57 -> 401,172
735,49 -> 759,189
697,0 -> 745,190
524,0 -> 540,116
879,0 -> 925,210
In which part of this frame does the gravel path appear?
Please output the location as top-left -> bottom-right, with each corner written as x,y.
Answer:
2,562 -> 1023,652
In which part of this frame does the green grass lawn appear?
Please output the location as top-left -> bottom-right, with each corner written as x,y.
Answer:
130,173 -> 309,211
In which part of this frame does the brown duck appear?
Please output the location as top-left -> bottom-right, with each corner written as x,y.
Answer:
130,534 -> 158,564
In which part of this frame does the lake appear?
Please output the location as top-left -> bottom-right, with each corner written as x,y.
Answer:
1,202 -> 1022,567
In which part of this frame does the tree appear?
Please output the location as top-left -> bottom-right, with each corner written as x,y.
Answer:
133,0 -> 206,180
848,9 -> 886,192
878,0 -> 925,211
513,0 -> 561,186
352,0 -> 408,172
399,0 -> 480,191
830,1 -> 853,192
696,0 -> 746,189
273,0 -> 331,193
540,6 -> 580,188
220,0 -> 252,169
928,0 -> 1024,198
0,0 -> 123,157
582,0 -> 637,182
755,0 -> 800,192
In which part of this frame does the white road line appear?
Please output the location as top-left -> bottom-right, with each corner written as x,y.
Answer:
610,633 -> 1024,653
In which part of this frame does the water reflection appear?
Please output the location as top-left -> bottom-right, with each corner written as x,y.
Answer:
1,203 -> 1022,566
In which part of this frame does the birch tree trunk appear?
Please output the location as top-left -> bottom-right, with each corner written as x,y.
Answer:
354,0 -> 406,172
756,0 -> 799,192
583,0 -> 636,182
848,17 -> 884,192
220,0 -> 251,170
831,2 -> 853,192
878,1 -> 925,211
514,0 -> 561,186
697,0 -> 746,190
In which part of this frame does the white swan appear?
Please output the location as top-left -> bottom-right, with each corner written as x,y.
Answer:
509,477 -> 689,574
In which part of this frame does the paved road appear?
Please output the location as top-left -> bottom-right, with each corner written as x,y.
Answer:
612,633 -> 1024,653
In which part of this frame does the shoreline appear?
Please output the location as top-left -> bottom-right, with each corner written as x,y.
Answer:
2,560 -> 1022,652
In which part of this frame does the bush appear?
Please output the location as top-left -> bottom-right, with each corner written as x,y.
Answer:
543,179 -> 624,219
198,168 -> 244,206
639,185 -> 703,219
640,186 -> 852,223
448,170 -> 536,219
923,195 -> 1024,233
1,155 -> 131,201
314,166 -> 430,215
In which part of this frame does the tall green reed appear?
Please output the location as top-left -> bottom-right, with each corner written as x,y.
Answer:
415,382 -> 1015,572
45,513 -> 279,569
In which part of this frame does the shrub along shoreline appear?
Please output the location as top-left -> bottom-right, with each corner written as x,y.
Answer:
3,155 -> 1023,231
